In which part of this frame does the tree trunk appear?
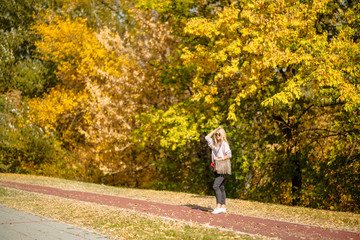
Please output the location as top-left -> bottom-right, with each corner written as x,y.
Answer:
291,152 -> 302,206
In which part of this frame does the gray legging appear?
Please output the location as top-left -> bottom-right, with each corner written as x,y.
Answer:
213,173 -> 227,205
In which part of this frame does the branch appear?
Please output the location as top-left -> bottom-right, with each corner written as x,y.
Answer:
186,84 -> 193,95
317,133 -> 346,139
347,141 -> 357,162
297,104 -> 314,121
96,0 -> 122,16
298,128 -> 339,134
272,114 -> 291,129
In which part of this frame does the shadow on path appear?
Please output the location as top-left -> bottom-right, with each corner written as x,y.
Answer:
182,204 -> 212,212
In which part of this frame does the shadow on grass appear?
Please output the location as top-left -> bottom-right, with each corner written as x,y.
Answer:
191,194 -> 213,199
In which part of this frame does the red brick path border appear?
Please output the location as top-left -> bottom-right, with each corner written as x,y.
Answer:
0,180 -> 359,240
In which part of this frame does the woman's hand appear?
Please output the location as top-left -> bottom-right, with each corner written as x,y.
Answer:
206,126 -> 222,139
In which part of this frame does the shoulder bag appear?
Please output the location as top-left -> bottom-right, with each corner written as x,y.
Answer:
214,142 -> 231,175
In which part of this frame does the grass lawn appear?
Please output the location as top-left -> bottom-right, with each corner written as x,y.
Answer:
0,173 -> 359,239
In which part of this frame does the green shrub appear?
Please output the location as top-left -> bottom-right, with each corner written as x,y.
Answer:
0,92 -> 66,174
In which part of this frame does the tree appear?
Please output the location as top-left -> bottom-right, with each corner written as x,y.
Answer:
181,0 -> 360,210
0,91 -> 66,174
0,0 -> 58,97
30,3 -> 180,186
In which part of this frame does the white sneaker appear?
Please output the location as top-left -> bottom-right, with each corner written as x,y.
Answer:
211,208 -> 224,214
221,208 -> 226,213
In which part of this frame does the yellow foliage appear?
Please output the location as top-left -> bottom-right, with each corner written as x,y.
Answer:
183,0 -> 360,120
31,7 -> 178,175
28,87 -> 91,131
33,12 -> 125,87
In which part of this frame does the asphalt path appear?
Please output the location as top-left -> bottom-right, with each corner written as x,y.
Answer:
0,204 -> 112,240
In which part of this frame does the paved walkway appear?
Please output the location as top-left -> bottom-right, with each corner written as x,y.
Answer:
0,204 -> 112,240
0,180 -> 359,240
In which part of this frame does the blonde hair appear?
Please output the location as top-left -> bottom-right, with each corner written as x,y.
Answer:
214,128 -> 228,147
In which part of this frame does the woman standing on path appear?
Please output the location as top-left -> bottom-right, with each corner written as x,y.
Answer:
205,127 -> 232,214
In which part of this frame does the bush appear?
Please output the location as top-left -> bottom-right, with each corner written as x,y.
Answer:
0,92 -> 66,174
